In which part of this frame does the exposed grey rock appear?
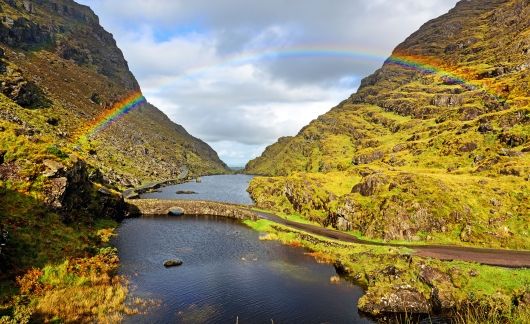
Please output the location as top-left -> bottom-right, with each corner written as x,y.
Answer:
352,150 -> 385,165
42,159 -> 65,177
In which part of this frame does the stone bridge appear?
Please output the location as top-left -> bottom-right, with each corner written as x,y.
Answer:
126,199 -> 259,221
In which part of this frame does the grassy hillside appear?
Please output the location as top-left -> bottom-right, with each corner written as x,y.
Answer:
246,0 -> 530,249
0,0 -> 228,187
0,0 -> 225,321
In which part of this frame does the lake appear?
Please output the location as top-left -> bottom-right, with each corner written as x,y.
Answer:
116,216 -> 372,323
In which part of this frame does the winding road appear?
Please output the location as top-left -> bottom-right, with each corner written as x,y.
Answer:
255,210 -> 530,268
128,198 -> 530,268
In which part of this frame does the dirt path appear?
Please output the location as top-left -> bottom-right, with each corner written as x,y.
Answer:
255,211 -> 530,268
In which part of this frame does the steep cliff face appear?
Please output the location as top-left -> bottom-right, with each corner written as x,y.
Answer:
246,0 -> 530,248
0,0 -> 228,189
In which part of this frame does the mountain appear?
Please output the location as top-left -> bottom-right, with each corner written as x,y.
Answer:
0,1 -> 227,318
246,0 -> 530,249
0,0 -> 228,190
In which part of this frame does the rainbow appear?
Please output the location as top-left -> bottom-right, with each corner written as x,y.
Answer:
77,47 -> 497,142
77,90 -> 146,141
154,46 -> 494,96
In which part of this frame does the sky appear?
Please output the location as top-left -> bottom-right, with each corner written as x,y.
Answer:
77,0 -> 459,166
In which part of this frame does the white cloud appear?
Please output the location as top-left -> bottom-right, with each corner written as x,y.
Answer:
77,0 -> 460,166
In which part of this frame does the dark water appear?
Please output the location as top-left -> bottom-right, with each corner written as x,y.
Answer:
116,215 -> 372,324
140,174 -> 255,205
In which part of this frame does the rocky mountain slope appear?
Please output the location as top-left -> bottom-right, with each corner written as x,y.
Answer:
0,0 -> 228,189
246,0 -> 530,249
0,1 -> 226,319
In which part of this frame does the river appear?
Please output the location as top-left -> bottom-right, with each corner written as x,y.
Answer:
117,175 -> 373,323
140,174 -> 255,205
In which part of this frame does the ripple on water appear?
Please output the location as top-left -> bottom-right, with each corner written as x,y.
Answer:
115,215 -> 373,323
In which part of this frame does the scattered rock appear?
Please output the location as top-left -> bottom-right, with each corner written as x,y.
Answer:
90,93 -> 101,104
498,148 -> 522,157
469,269 -> 479,277
478,124 -> 494,133
499,133 -> 527,147
432,94 -> 462,107
459,142 -> 478,153
97,187 -> 112,196
163,259 -> 183,268
122,189 -> 139,200
460,224 -> 473,242
168,207 -> 185,216
45,177 -> 68,208
1,78 -> 51,108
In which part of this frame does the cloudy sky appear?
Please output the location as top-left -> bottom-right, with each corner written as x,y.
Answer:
77,0 -> 458,166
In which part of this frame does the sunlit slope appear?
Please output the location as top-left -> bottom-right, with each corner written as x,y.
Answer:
245,0 -> 530,248
0,0 -> 228,187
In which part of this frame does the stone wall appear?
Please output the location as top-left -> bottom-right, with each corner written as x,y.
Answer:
127,199 -> 259,221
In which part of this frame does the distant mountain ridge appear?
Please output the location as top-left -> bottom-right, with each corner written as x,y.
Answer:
245,0 -> 530,249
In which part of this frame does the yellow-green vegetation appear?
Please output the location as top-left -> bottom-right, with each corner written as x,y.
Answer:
244,218 -> 530,321
245,0 -> 530,250
0,1 -> 228,321
0,0 -> 228,189
0,218 -> 131,323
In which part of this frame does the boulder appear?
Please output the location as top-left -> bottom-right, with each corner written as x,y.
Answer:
336,216 -> 353,231
168,207 -> 185,216
164,259 -> 183,267
44,177 -> 68,208
359,284 -> 431,315
418,265 -> 456,311
352,174 -> 389,196
42,159 -> 65,177
418,265 -> 451,287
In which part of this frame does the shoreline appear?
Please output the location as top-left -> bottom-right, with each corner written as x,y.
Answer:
125,197 -> 530,320
127,198 -> 530,268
